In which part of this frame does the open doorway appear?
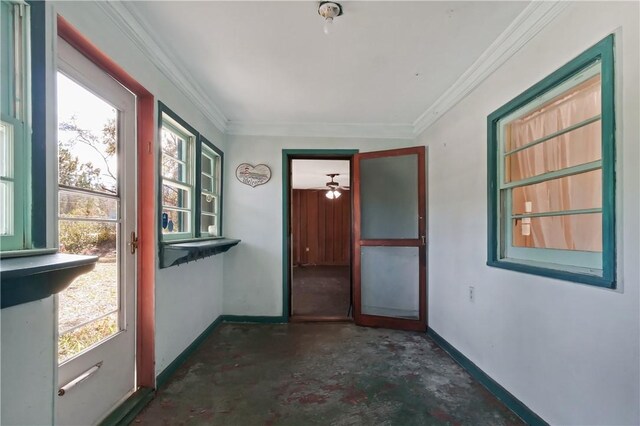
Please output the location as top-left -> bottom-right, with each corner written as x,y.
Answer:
289,158 -> 352,321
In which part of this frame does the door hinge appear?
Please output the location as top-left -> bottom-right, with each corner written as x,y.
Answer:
130,231 -> 139,255
421,235 -> 426,246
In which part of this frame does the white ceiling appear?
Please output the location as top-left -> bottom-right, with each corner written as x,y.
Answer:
292,160 -> 350,189
126,1 -> 529,132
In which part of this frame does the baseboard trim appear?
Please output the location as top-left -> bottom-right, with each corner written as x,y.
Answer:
99,386 -> 154,426
427,328 -> 548,426
221,315 -> 288,323
156,315 -> 224,388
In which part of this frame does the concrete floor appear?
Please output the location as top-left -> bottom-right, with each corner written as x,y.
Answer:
291,266 -> 350,317
134,323 -> 523,426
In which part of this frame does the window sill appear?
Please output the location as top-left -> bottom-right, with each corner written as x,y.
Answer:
1,253 -> 98,309
160,237 -> 240,269
487,258 -> 614,289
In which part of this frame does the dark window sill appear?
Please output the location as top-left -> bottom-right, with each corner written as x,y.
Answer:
1,253 -> 98,309
160,237 -> 240,269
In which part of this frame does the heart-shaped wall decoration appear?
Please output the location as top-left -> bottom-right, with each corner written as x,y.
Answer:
236,163 -> 272,188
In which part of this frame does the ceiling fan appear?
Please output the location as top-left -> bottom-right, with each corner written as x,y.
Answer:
319,173 -> 349,199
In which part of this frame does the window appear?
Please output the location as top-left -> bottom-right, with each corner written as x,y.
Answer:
200,141 -> 221,236
1,0 -> 30,251
158,102 -> 223,242
487,35 -> 615,288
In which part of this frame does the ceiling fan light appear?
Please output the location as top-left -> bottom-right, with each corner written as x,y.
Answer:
325,190 -> 335,199
333,190 -> 341,198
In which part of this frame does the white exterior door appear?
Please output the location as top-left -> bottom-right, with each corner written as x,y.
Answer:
56,37 -> 137,425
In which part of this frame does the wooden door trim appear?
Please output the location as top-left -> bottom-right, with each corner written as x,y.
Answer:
353,146 -> 427,332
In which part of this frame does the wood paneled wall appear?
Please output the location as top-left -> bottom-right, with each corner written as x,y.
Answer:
292,189 -> 351,266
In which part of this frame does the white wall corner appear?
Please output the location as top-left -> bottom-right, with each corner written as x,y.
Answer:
95,2 -> 228,133
226,121 -> 415,140
412,0 -> 570,137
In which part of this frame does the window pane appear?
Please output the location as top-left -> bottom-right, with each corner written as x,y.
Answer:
201,214 -> 217,235
505,74 -> 601,152
505,120 -> 601,183
59,190 -> 118,220
512,213 -> 602,252
162,184 -> 190,209
201,193 -> 217,214
511,169 -> 602,215
163,209 -> 190,234
57,73 -> 118,195
0,121 -> 13,178
201,175 -> 213,193
161,127 -> 186,160
0,180 -> 13,236
161,155 -> 186,183
202,154 -> 213,175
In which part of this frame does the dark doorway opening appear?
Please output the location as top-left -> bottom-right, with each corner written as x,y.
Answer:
287,156 -> 353,321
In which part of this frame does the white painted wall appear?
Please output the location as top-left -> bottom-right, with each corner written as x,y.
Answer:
222,135 -> 413,315
416,2 -> 639,424
0,299 -> 56,426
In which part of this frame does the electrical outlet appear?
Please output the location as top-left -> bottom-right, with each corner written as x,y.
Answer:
469,286 -> 475,302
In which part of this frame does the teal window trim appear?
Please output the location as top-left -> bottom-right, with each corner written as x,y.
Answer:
157,101 -> 226,268
487,34 -> 616,289
1,0 -> 32,252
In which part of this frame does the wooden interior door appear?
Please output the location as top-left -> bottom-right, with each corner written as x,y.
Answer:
353,146 -> 426,331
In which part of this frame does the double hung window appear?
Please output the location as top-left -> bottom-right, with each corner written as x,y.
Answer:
487,35 -> 616,288
1,0 -> 30,251
159,102 -> 223,242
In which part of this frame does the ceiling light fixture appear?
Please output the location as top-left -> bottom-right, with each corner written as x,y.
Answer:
318,1 -> 343,35
325,173 -> 342,199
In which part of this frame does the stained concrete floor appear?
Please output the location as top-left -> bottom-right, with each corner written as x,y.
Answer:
291,266 -> 351,317
134,323 -> 523,426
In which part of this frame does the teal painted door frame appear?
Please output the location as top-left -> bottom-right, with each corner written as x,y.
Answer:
281,149 -> 359,319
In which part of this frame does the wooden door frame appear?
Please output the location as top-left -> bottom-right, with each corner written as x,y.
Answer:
281,149 -> 358,321
57,17 -> 156,389
353,146 -> 427,331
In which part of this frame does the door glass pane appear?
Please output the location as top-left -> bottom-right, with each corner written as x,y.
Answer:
360,154 -> 418,239
58,220 -> 119,363
59,190 -> 118,220
57,71 -> 121,363
57,73 -> 118,195
361,246 -> 419,319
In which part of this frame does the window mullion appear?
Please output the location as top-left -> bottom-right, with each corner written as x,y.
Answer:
501,160 -> 602,190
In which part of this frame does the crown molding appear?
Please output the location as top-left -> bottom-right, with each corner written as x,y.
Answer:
226,121 -> 415,140
96,1 -> 567,141
95,2 -> 228,133
412,1 -> 569,136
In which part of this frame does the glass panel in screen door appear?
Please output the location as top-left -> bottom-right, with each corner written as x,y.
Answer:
57,72 -> 120,363
361,246 -> 420,319
360,154 -> 418,239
